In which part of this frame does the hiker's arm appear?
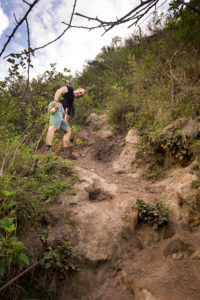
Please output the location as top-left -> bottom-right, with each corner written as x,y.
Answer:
64,112 -> 70,123
54,86 -> 68,102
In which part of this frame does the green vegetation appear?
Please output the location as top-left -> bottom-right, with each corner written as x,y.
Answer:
134,198 -> 169,227
76,1 -> 200,174
0,64 -> 78,287
0,191 -> 29,284
111,264 -> 122,272
39,228 -> 77,279
191,180 -> 200,189
0,0 -> 200,294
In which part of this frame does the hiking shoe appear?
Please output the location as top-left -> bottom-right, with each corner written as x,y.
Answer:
45,145 -> 52,152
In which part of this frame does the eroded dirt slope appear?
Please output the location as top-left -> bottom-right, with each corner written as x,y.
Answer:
44,113 -> 200,300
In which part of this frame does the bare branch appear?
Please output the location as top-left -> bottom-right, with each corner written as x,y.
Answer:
25,18 -> 31,86
69,0 -> 77,26
13,13 -> 19,24
31,0 -> 78,52
0,262 -> 39,293
0,0 -> 40,57
1,0 -> 199,69
176,0 -> 200,15
15,17 -> 32,99
128,0 -> 159,28
22,0 -> 31,5
73,0 -> 160,35
137,0 -> 168,26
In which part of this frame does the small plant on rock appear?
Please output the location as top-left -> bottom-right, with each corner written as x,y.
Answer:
134,198 -> 169,227
111,264 -> 122,272
39,240 -> 76,279
39,228 -> 77,279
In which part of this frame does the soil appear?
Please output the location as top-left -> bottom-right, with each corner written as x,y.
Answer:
24,115 -> 200,299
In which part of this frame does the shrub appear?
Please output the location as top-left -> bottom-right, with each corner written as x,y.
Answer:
134,198 -> 169,227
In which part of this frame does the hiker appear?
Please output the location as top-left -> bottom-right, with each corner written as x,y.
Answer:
45,86 -> 85,159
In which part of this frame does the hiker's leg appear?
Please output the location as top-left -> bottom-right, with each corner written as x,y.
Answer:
63,127 -> 72,148
46,125 -> 57,146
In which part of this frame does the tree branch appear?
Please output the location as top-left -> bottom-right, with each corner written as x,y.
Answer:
13,13 -> 19,24
0,262 -> 39,293
29,0 -> 78,52
22,0 -> 31,6
0,0 -> 40,58
176,0 -> 200,15
25,18 -> 31,86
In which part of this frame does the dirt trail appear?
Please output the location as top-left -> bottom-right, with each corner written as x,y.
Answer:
48,114 -> 200,300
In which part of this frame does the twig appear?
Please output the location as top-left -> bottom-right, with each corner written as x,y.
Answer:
176,0 -> 200,15
13,13 -> 19,24
22,17 -> 31,96
31,0 -> 78,52
22,0 -> 31,6
0,157 -> 7,177
0,0 -> 40,57
0,262 -> 39,293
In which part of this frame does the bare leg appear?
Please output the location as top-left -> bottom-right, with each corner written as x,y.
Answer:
63,127 -> 72,148
46,125 -> 57,145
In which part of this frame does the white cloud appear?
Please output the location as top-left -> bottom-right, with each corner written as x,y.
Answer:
0,6 -> 9,36
0,0 -> 170,80
28,0 -> 141,78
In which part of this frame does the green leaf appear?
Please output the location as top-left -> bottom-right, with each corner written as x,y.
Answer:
7,237 -> 18,244
44,262 -> 51,269
0,217 -> 14,228
0,267 -> 6,276
14,241 -> 25,251
18,253 -> 29,265
3,201 -> 17,210
1,190 -> 16,197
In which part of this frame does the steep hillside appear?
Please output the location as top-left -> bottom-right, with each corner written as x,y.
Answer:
0,3 -> 200,298
2,113 -> 199,300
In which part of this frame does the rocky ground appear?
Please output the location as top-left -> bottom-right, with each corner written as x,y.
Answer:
41,113 -> 200,300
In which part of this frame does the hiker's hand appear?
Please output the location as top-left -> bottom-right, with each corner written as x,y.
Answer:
54,103 -> 59,110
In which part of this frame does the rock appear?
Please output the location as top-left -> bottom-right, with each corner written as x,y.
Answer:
162,118 -> 187,135
176,178 -> 200,211
162,223 -> 175,239
129,287 -> 157,300
85,179 -> 113,201
86,113 -> 110,131
75,167 -> 117,201
163,238 -> 194,259
182,117 -> 200,138
192,250 -> 200,260
120,270 -> 128,285
97,130 -> 113,139
119,198 -> 138,231
113,128 -> 141,173
76,208 -> 123,262
188,210 -> 200,226
42,210 -> 60,226
125,129 -> 139,144
135,223 -> 162,248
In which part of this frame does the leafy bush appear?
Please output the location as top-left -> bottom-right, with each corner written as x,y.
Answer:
39,240 -> 76,279
134,198 -> 169,227
0,142 -> 75,230
0,190 -> 29,284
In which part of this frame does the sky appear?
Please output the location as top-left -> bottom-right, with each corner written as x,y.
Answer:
0,0 -> 170,80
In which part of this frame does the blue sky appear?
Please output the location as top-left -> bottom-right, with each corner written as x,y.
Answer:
0,0 -> 170,80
